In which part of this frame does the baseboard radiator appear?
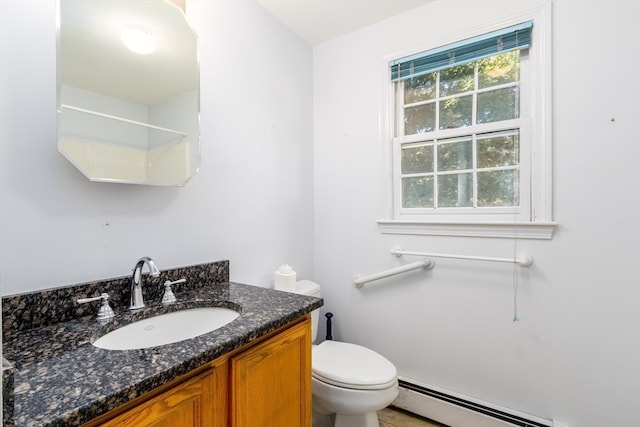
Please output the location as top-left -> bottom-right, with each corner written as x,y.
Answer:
394,378 -> 569,427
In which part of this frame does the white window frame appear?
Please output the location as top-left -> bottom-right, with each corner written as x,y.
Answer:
377,4 -> 556,239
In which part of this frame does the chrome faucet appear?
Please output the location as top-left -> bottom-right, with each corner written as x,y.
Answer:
129,256 -> 160,310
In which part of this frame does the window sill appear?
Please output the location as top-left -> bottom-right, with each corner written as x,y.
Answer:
377,220 -> 557,239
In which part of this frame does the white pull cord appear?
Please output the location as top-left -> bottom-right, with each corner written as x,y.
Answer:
512,262 -> 520,322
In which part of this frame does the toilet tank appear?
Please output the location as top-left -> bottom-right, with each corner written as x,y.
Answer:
292,280 -> 321,342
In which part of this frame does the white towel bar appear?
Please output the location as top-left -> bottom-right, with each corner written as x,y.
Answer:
353,259 -> 433,288
391,247 -> 533,267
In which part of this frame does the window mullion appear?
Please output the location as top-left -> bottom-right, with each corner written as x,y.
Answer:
433,138 -> 438,209
472,62 -> 478,208
433,71 -> 440,209
393,138 -> 403,217
396,82 -> 405,137
435,71 -> 440,133
473,61 -> 478,126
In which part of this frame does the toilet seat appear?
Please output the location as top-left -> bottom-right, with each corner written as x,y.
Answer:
312,340 -> 397,390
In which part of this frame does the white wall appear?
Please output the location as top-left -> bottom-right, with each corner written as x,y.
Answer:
0,0 -> 314,294
313,0 -> 640,426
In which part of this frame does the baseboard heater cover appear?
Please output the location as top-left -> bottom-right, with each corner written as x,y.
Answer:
397,379 -> 551,427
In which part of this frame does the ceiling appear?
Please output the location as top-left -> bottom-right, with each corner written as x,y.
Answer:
256,0 -> 434,45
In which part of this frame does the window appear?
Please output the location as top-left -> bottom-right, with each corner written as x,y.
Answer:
379,10 -> 554,239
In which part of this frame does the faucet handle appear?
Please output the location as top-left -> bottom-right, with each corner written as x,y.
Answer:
162,279 -> 186,304
77,293 -> 116,321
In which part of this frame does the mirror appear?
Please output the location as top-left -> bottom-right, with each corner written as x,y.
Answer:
57,0 -> 200,186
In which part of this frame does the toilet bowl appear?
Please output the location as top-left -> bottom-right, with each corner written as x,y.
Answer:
291,280 -> 399,427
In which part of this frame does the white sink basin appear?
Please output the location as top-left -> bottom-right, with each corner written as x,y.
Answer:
93,307 -> 240,350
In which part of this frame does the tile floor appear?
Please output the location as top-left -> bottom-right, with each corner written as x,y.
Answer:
378,406 -> 448,427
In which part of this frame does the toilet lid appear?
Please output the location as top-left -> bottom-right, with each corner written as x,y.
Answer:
312,341 -> 397,390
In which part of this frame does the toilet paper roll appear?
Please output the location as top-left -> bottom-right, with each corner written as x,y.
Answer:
274,264 -> 297,292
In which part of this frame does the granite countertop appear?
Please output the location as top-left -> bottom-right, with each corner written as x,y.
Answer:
3,281 -> 323,427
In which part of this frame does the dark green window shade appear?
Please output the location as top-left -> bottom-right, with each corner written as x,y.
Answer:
390,21 -> 533,82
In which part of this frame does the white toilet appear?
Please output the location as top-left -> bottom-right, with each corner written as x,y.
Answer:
293,280 -> 399,427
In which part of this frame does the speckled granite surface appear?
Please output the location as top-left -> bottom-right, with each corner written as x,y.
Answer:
2,260 -> 230,338
2,357 -> 14,427
2,260 -> 323,427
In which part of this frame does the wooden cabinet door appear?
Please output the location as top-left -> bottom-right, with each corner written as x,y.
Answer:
98,360 -> 227,427
230,318 -> 311,427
